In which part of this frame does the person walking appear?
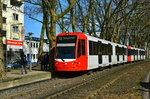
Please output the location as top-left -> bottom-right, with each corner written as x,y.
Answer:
44,53 -> 49,71
40,53 -> 45,71
20,49 -> 27,74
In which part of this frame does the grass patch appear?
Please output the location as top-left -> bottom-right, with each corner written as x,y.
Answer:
92,62 -> 150,99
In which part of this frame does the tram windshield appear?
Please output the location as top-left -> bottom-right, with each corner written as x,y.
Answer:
56,35 -> 77,59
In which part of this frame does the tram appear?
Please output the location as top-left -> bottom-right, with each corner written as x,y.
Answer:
54,32 -> 146,71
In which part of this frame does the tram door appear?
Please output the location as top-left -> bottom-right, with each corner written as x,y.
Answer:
98,41 -> 102,64
108,44 -> 112,63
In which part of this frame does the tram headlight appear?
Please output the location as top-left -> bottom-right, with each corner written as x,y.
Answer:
72,62 -> 76,64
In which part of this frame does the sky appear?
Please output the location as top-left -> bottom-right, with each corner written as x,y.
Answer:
24,1 -> 64,38
24,1 -> 43,38
24,15 -> 61,38
24,12 -> 42,38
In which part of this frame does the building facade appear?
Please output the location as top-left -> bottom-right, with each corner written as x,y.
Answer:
24,36 -> 49,65
2,0 -> 49,65
2,0 -> 24,51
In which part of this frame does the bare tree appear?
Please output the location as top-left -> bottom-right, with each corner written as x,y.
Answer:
0,0 -> 6,79
41,0 -> 78,70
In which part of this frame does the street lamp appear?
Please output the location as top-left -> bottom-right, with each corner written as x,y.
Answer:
27,32 -> 34,71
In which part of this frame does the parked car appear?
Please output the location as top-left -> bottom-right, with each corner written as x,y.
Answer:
6,60 -> 22,69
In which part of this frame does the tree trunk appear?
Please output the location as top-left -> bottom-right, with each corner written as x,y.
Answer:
68,0 -> 76,32
41,0 -> 78,71
83,0 -> 93,33
0,0 -> 6,79
37,23 -> 45,65
49,11 -> 56,71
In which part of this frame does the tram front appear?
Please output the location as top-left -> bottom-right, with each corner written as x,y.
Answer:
54,33 -> 87,71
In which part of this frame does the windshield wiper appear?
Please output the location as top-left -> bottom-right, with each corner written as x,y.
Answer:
60,57 -> 65,62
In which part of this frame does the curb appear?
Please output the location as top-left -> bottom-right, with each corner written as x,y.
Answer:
0,72 -> 51,90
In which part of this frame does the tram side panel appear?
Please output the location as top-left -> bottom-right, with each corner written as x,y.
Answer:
87,37 -> 99,70
87,35 -> 115,69
127,46 -> 134,62
115,45 -> 127,64
112,44 -> 117,65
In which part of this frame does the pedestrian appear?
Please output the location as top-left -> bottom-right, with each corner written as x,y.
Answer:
20,49 -> 27,74
40,53 -> 45,71
44,53 -> 49,71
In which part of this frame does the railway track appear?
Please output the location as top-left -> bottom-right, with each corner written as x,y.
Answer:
0,62 -> 147,99
44,62 -> 147,99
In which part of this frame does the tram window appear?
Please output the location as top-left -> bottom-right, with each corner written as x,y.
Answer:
115,46 -> 117,55
103,44 -> 107,55
132,50 -> 134,55
102,44 -> 108,55
120,47 -> 124,55
120,47 -> 122,55
125,48 -> 128,55
78,39 -> 81,57
89,41 -> 98,55
118,47 -> 120,55
99,42 -> 102,54
140,51 -> 142,55
81,40 -> 85,55
106,44 -> 108,55
102,44 -> 105,55
123,48 -> 125,55
116,46 -> 119,55
124,48 -> 127,55
89,41 -> 92,55
141,51 -> 145,55
104,44 -> 106,55
93,42 -> 95,55
135,50 -> 137,55
94,42 -> 98,55
108,44 -> 112,55
128,49 -> 133,56
110,45 -> 112,55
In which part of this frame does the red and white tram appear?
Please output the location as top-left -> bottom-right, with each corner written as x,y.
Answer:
54,32 -> 146,71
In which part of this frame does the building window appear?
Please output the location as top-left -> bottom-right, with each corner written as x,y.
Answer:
36,43 -> 39,48
13,38 -> 19,40
13,26 -> 19,33
3,17 -> 6,24
3,4 -> 7,11
10,0 -> 23,7
33,54 -> 36,59
2,30 -> 6,37
30,42 -> 32,48
33,43 -> 36,48
13,13 -> 19,20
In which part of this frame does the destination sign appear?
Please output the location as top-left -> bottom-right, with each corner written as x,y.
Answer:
57,36 -> 77,43
58,36 -> 76,40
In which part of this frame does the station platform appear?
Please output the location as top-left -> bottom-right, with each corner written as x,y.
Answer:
0,69 -> 51,90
